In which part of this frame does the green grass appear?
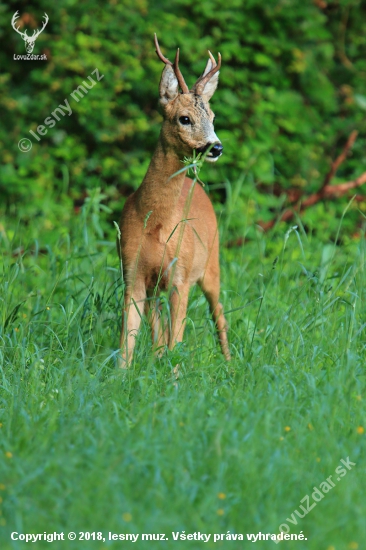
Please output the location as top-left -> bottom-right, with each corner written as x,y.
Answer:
0,196 -> 365,550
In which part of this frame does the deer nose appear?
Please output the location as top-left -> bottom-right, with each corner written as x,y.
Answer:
210,143 -> 223,157
196,142 -> 223,157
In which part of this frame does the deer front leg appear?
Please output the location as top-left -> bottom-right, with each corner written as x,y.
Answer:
119,280 -> 146,368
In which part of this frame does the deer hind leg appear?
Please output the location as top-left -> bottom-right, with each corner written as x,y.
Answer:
144,290 -> 168,355
199,272 -> 231,361
119,280 -> 146,368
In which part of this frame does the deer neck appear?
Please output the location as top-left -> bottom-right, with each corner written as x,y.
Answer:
135,132 -> 187,227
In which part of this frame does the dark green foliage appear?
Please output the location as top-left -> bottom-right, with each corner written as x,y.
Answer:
0,0 -> 366,235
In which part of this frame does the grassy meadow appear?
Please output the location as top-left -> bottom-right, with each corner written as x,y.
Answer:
0,186 -> 365,550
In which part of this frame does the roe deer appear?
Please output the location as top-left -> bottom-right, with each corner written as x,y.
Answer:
118,34 -> 230,367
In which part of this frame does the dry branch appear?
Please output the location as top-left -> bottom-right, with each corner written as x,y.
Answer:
321,130 -> 358,191
227,130 -> 365,247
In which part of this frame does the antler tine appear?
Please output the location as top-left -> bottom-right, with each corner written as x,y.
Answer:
11,10 -> 20,26
33,12 -> 49,39
208,51 -> 217,68
154,34 -> 189,94
194,51 -> 221,95
11,10 -> 26,37
173,48 -> 189,94
41,13 -> 49,30
154,33 -> 172,66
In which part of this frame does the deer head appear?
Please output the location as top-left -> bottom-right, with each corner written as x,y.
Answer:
12,11 -> 49,54
154,34 -> 223,163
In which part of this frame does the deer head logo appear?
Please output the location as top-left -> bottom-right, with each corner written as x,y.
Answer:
11,11 -> 48,54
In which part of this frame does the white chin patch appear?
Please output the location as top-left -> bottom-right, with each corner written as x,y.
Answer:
205,154 -> 220,163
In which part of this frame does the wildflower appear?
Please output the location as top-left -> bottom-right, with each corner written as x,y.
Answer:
356,426 -> 364,434
217,493 -> 226,500
284,426 -> 291,432
217,509 -> 224,516
308,423 -> 314,431
122,513 -> 132,522
5,452 -> 12,459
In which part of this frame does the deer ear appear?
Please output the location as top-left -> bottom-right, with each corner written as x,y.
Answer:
159,65 -> 179,106
201,70 -> 219,102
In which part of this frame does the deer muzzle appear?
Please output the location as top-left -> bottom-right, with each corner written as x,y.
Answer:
196,142 -> 223,160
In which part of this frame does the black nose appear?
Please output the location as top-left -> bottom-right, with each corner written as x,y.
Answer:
196,142 -> 223,157
210,143 -> 223,157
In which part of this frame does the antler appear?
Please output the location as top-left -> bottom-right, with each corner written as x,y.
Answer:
154,33 -> 189,94
11,11 -> 27,39
194,51 -> 221,95
32,13 -> 49,40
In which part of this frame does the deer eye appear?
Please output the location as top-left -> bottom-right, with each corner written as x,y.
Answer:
179,116 -> 191,125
